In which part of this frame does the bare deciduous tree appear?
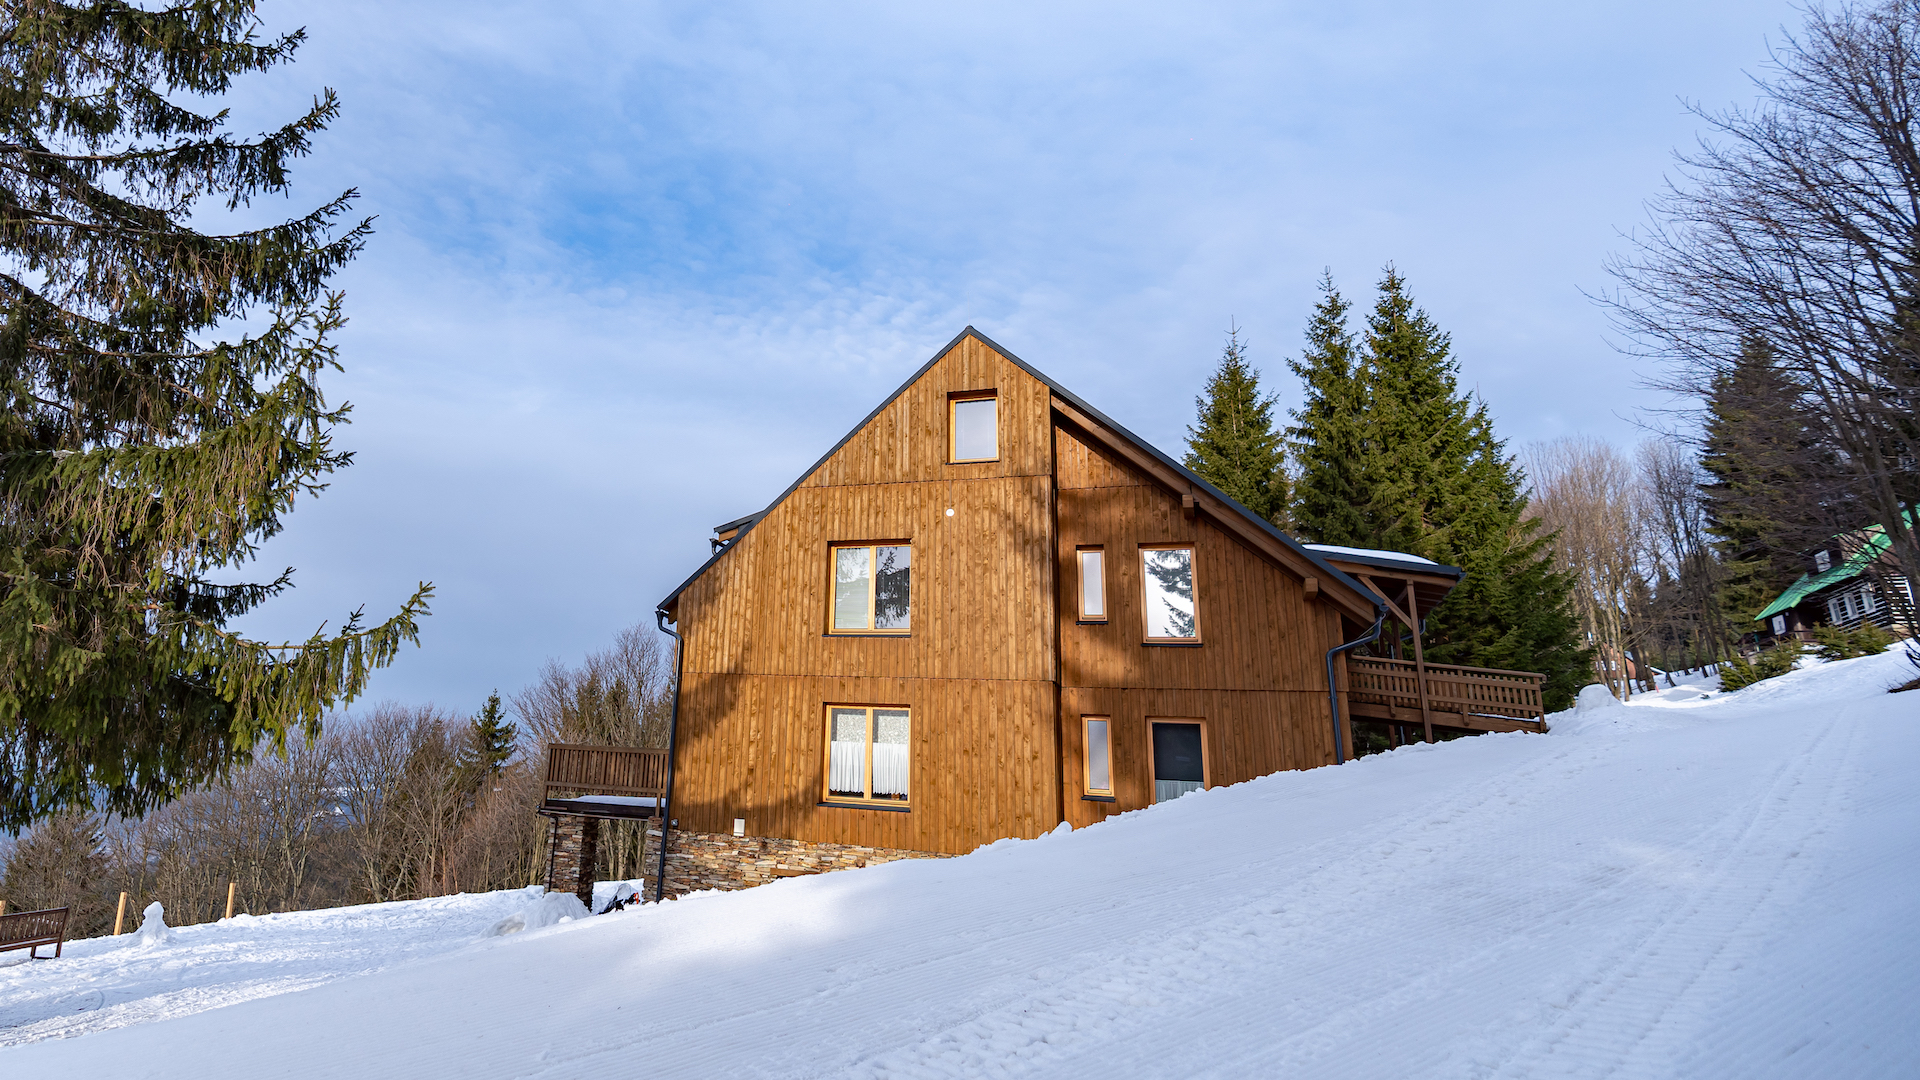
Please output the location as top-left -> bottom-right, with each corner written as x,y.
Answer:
1606,0 -> 1920,644
1529,438 -> 1651,699
513,622 -> 674,884
1638,439 -> 1735,672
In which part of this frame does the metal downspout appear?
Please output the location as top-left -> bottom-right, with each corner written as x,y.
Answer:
1324,613 -> 1387,765
652,607 -> 685,904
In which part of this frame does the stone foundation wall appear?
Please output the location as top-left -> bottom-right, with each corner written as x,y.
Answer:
639,827 -> 948,898
545,815 -> 600,905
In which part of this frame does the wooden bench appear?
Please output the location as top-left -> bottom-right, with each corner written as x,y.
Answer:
0,906 -> 70,959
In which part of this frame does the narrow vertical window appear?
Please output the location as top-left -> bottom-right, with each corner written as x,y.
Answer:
1150,720 -> 1207,804
829,543 -> 911,633
950,393 -> 998,462
823,705 -> 910,806
1083,716 -> 1113,797
1140,545 -> 1197,641
1077,548 -> 1106,621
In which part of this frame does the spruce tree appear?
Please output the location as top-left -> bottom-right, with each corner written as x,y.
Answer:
463,691 -> 517,777
1286,268 -> 1586,708
1699,337 -> 1839,620
1286,273 -> 1370,545
0,2 -> 432,831
1184,326 -> 1289,526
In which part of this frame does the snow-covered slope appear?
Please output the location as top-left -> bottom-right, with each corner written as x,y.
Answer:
5,652 -> 1916,1078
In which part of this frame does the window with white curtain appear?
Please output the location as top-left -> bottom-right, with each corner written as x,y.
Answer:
825,705 -> 910,805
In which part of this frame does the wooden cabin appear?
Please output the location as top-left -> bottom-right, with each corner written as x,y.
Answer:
1754,514 -> 1918,648
637,328 -> 1544,895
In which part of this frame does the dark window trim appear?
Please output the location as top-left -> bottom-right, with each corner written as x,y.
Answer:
1080,794 -> 1116,803
821,633 -> 913,639
1142,641 -> 1203,648
1075,620 -> 1107,626
817,801 -> 912,813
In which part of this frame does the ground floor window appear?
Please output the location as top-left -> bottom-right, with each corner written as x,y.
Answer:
1150,719 -> 1207,803
825,705 -> 910,805
1083,716 -> 1113,797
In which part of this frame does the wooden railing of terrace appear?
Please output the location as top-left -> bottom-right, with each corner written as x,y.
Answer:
539,743 -> 669,820
1347,656 -> 1547,736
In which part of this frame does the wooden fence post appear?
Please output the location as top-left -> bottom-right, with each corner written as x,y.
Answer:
114,891 -> 129,935
224,881 -> 237,921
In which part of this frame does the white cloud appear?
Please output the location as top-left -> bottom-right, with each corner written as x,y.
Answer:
223,0 -> 1797,706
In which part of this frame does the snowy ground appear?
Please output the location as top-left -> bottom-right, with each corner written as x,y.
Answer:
0,880 -> 643,1046
4,650 -> 1916,1078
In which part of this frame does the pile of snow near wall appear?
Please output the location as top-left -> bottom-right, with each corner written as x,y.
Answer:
4,650 -> 1915,1079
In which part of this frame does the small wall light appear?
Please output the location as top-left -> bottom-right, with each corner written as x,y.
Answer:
945,508 -> 955,517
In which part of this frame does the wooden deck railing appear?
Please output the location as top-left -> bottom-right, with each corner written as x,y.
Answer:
541,743 -> 669,819
1347,656 -> 1546,726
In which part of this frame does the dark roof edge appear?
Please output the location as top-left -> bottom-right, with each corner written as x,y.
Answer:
712,512 -> 763,535
658,327 -> 976,613
660,326 -> 1383,620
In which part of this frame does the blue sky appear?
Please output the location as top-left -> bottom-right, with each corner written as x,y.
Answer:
223,0 -> 1800,713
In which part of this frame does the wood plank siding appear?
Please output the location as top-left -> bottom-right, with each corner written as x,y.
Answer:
1052,421 -> 1347,829
666,330 -> 1366,855
670,338 -> 1062,851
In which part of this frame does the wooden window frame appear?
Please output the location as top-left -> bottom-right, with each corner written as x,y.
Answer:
1076,546 -> 1107,623
948,390 -> 1000,464
820,703 -> 913,809
1138,543 -> 1201,645
1082,715 -> 1114,799
826,540 -> 913,636
1147,717 -> 1209,799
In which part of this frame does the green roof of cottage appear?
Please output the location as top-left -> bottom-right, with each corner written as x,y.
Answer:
1755,511 -> 1914,621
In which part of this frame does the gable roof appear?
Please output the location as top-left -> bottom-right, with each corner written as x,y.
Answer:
1755,510 -> 1916,621
657,326 -> 1385,624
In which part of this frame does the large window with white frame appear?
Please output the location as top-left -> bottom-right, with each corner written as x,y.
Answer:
829,542 -> 911,633
824,705 -> 911,806
1140,544 -> 1198,642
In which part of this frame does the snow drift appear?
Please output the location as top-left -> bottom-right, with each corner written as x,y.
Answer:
4,651 -> 1916,1079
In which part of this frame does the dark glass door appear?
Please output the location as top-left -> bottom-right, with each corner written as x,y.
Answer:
1152,722 -> 1205,804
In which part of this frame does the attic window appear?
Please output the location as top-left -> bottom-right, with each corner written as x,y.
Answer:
950,392 -> 998,462
1814,550 -> 1832,572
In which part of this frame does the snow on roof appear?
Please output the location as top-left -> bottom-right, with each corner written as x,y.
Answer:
1303,543 -> 1439,566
